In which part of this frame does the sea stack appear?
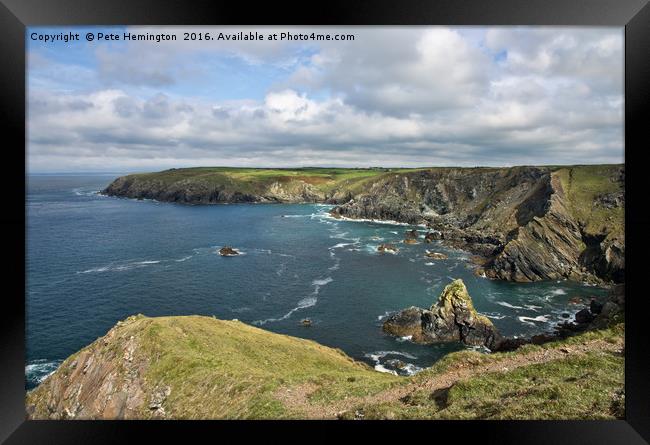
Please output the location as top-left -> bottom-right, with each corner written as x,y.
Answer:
383,279 -> 501,350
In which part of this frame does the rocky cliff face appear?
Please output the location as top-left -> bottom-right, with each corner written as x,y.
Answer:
103,174 -> 327,204
103,165 -> 624,284
331,166 -> 624,284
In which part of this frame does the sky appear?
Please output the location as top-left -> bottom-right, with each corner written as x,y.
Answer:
27,26 -> 624,173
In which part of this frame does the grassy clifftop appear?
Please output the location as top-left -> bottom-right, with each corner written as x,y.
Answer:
27,314 -> 624,420
102,167 -> 415,203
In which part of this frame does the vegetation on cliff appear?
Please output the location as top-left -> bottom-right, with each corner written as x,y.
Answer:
27,311 -> 624,420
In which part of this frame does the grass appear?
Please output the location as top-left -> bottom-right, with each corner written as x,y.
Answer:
28,313 -> 624,420
125,315 -> 400,418
129,167 -> 403,194
355,350 -> 623,420
341,323 -> 624,420
554,165 -> 624,239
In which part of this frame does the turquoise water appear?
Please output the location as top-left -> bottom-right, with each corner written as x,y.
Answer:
26,175 -> 607,387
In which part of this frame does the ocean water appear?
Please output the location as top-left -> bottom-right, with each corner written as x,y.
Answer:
26,174 -> 607,388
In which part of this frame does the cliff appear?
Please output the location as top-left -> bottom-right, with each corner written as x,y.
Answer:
102,165 -> 624,283
26,311 -> 624,420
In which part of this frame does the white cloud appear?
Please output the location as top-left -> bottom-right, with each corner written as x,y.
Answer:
27,27 -> 624,172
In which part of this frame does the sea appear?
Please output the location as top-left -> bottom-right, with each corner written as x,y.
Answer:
26,174 -> 608,388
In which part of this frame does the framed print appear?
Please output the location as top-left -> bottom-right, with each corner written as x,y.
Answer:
1,0 -> 649,443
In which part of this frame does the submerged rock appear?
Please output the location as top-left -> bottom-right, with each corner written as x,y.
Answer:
383,279 -> 501,350
405,229 -> 419,240
377,243 -> 399,254
425,251 -> 448,260
403,239 -> 418,245
219,246 -> 240,256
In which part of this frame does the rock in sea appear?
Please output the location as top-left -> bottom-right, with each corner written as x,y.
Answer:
377,243 -> 399,254
383,279 -> 502,350
219,246 -> 240,256
425,251 -> 448,260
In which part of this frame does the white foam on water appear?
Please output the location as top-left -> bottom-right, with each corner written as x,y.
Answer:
254,277 -> 333,325
175,256 -> 192,262
328,258 -> 341,271
365,350 -> 419,375
325,213 -> 413,227
78,259 -> 162,274
374,364 -> 399,375
518,315 -> 550,325
26,359 -> 62,384
365,350 -> 418,361
396,335 -> 413,342
486,313 -> 507,320
312,277 -> 333,287
495,301 -> 526,310
425,262 -> 435,266
72,188 -> 100,197
550,288 -> 567,295
399,362 -> 423,376
330,242 -> 355,249
377,311 -> 393,321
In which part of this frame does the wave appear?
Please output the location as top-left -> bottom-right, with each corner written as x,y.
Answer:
364,350 -> 419,376
78,259 -> 161,274
253,296 -> 317,326
254,277 -> 333,325
549,288 -> 567,296
330,242 -> 356,249
72,188 -> 100,197
175,256 -> 192,262
486,314 -> 507,320
312,277 -> 333,287
495,301 -> 526,310
365,350 -> 418,361
324,213 -> 418,227
328,258 -> 341,271
377,311 -> 394,321
281,214 -> 312,218
518,315 -> 550,325
26,359 -> 62,385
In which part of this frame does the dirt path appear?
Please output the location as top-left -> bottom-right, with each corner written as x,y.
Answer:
275,338 -> 624,419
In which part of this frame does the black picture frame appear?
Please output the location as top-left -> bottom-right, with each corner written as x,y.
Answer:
2,0 -> 649,442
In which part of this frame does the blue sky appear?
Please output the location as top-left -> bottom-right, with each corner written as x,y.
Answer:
27,26 -> 624,172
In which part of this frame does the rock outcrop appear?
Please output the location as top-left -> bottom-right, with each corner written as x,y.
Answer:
332,166 -> 624,284
377,243 -> 399,254
219,246 -> 239,256
425,251 -> 448,260
383,279 -> 502,350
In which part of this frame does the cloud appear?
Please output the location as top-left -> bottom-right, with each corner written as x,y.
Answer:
27,27 -> 624,172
